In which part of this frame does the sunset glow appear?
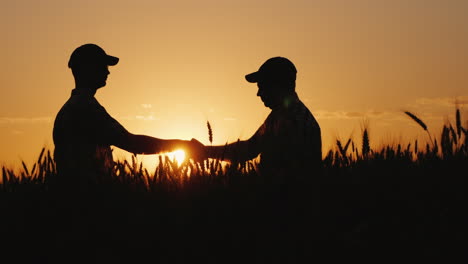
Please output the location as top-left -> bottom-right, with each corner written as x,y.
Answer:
1,2 -> 466,261
166,150 -> 186,165
1,0 -> 468,169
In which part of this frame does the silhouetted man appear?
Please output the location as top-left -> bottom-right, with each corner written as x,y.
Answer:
196,57 -> 321,178
52,43 -> 194,189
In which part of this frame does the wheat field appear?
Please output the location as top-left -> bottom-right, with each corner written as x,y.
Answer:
0,110 -> 466,263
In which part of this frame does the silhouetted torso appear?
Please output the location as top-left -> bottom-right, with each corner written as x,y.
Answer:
53,88 -> 127,185
252,92 -> 321,175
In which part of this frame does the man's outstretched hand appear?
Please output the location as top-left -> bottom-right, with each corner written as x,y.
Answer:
186,138 -> 207,162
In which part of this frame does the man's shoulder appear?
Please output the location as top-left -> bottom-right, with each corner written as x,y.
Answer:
285,98 -> 320,130
55,94 -> 110,125
283,98 -> 312,117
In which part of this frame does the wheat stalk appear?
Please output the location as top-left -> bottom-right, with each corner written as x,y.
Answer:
456,107 -> 462,138
404,111 -> 434,147
207,121 -> 213,145
449,124 -> 458,146
404,111 -> 427,130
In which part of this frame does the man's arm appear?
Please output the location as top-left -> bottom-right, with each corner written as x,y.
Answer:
203,139 -> 259,162
95,109 -> 191,155
198,123 -> 265,162
114,133 -> 190,155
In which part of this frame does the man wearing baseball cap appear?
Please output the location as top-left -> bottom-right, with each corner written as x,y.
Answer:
52,43 -> 195,189
194,56 -> 322,178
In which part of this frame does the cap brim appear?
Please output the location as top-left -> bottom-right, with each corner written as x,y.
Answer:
245,72 -> 259,83
106,55 -> 119,66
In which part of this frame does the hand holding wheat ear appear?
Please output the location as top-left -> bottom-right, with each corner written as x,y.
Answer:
189,138 -> 206,162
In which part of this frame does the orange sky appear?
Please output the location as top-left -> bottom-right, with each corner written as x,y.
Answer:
1,0 -> 468,168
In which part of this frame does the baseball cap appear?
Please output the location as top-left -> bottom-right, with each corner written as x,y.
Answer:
245,57 -> 297,83
68,43 -> 119,68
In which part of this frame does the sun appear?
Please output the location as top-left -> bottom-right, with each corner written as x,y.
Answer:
167,149 -> 186,165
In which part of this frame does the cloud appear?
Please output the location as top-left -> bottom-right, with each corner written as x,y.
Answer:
135,115 -> 158,121
116,114 -> 161,121
314,110 -> 448,126
0,117 -> 52,124
11,130 -> 24,135
414,96 -> 468,108
314,110 -> 389,120
345,112 -> 365,118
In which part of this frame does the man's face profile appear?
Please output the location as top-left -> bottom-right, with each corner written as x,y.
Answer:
257,80 -> 284,109
74,63 -> 110,89
92,64 -> 110,89
257,80 -> 281,109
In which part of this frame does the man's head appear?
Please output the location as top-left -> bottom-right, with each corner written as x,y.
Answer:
245,57 -> 297,109
68,44 -> 119,90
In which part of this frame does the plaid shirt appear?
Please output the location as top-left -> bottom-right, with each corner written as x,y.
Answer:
250,92 -> 321,175
53,88 -> 128,184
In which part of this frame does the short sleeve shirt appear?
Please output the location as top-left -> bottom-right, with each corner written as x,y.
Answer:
53,88 -> 128,180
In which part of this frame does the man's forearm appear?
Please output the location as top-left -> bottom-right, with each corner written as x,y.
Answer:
140,135 -> 188,154
205,144 -> 230,160
119,134 -> 187,154
205,140 -> 258,162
